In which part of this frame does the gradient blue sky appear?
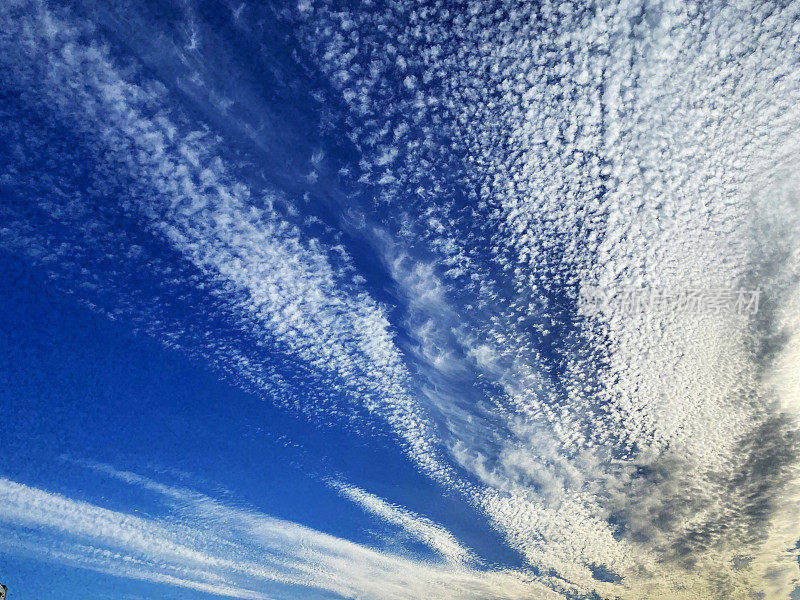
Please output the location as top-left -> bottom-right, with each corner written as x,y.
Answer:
2,1 -> 800,599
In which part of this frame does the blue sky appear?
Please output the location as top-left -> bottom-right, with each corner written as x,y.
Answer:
2,0 -> 800,599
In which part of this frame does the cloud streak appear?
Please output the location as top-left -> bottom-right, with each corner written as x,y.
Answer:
2,0 -> 800,598
330,480 -> 476,566
0,468 -> 562,600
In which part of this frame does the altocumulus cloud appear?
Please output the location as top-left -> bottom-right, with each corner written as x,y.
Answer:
2,0 -> 800,599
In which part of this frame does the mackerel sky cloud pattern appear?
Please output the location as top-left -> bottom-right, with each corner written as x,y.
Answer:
1,1 -> 800,599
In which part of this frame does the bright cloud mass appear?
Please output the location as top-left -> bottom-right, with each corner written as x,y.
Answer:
1,1 -> 800,599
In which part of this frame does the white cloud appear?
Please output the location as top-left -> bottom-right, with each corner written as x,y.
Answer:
330,480 -> 476,565
0,0 -> 458,490
4,0 -> 800,598
0,469 -> 564,600
299,0 -> 800,596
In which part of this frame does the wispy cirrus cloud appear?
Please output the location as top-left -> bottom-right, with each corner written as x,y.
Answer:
3,0 -> 800,598
330,479 -> 476,566
0,467 -> 562,600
